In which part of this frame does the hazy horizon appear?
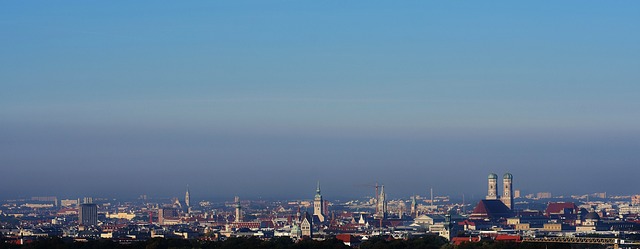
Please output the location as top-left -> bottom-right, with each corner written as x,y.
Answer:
2,1 -> 639,200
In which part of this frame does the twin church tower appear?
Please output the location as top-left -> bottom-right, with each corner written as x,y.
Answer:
486,173 -> 514,209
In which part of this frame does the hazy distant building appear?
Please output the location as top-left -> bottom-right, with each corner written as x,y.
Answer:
313,182 -> 325,222
60,199 -> 78,207
31,196 -> 58,206
537,192 -> 552,199
501,173 -> 514,209
619,204 -> 640,215
78,203 -> 98,226
593,192 -> 606,199
82,197 -> 93,204
633,195 -> 640,206
514,189 -> 521,199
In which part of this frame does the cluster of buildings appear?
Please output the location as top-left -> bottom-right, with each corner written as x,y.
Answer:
3,176 -> 640,247
467,174 -> 640,228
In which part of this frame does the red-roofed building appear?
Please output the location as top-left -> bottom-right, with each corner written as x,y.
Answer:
5,236 -> 35,245
336,234 -> 361,246
545,202 -> 577,219
494,234 -> 522,243
229,222 -> 262,229
470,200 -> 513,220
451,236 -> 481,245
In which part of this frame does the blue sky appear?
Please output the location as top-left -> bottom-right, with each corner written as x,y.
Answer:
1,1 -> 639,200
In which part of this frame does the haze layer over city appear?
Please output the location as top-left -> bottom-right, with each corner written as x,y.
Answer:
1,1 -> 639,200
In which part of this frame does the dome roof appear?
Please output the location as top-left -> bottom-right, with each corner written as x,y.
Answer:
503,173 -> 513,179
585,211 -> 600,220
488,173 -> 498,179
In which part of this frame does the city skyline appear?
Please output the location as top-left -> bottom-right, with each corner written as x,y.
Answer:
0,176 -> 624,202
2,1 -> 640,199
3,170 -> 640,247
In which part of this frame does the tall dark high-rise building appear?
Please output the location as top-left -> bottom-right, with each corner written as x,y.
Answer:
78,203 -> 98,226
158,208 -> 179,225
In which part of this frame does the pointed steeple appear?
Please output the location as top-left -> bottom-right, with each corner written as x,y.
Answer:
377,185 -> 387,218
411,195 -> 418,217
315,181 -> 321,197
313,181 -> 325,222
185,184 -> 191,207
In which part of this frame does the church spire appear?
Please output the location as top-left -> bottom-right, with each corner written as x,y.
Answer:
185,184 -> 191,208
313,181 -> 325,222
377,185 -> 387,218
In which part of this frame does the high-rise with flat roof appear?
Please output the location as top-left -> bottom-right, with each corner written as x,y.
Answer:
78,203 -> 98,226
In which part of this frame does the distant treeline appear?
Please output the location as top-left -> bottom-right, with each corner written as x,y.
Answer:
0,236 -> 604,249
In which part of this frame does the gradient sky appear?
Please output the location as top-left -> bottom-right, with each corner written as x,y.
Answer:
1,1 -> 639,201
